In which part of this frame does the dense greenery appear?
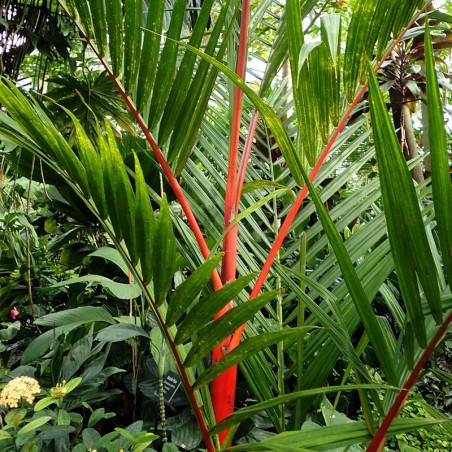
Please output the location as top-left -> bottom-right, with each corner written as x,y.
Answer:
0,1 -> 451,451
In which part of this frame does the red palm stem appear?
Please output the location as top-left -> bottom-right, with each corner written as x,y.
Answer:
213,1 -> 251,445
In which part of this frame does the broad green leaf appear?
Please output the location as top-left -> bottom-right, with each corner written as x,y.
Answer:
344,0 -> 424,103
194,327 -> 317,389
287,6 -> 342,164
166,253 -> 223,326
17,417 -> 53,436
0,431 -> 12,441
320,13 -> 341,67
153,194 -> 177,305
88,408 -> 116,429
64,377 -> 83,393
34,307 -> 115,327
21,324 -> 85,364
343,0 -> 377,103
287,0 -> 317,165
104,123 -> 137,262
309,42 -> 332,144
425,22 -> 452,288
95,324 -> 149,342
184,290 -> 278,367
38,426 -> 76,441
174,273 -> 257,345
34,396 -> 58,411
61,106 -> 107,219
61,333 -> 93,381
368,64 -> 442,341
89,247 -> 129,276
321,14 -> 341,127
50,274 -> 142,300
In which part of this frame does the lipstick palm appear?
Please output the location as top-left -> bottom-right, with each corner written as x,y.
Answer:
0,1 -> 450,450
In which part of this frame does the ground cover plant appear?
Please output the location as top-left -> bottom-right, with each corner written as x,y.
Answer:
0,0 -> 451,450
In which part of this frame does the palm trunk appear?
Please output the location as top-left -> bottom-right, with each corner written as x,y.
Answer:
390,90 -> 424,183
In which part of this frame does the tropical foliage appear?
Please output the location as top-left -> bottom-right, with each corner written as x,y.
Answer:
0,0 -> 451,451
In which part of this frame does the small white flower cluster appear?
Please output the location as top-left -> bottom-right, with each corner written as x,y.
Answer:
0,376 -> 41,408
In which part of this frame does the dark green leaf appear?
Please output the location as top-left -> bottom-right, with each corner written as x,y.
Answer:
153,194 -> 177,305
184,290 -> 278,367
134,152 -> 156,285
368,64 -> 442,340
50,274 -> 142,300
35,307 -> 115,327
95,324 -> 149,342
175,273 -> 257,345
425,22 -> 452,288
194,327 -> 317,389
166,253 -> 223,326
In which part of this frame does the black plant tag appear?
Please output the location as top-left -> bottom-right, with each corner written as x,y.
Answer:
161,371 -> 181,403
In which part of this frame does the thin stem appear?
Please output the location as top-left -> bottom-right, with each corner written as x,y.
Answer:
108,230 -> 216,452
367,311 -> 452,451
220,0 -> 251,292
213,1 -> 251,446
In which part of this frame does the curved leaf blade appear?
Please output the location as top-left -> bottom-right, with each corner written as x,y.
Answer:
425,22 -> 452,287
368,64 -> 442,341
153,194 -> 177,305
184,290 -> 278,367
194,327 -> 317,389
174,273 -> 258,345
166,253 -> 223,327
